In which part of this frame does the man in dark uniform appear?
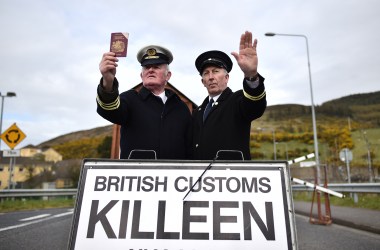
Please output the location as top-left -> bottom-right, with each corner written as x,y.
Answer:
192,31 -> 267,160
97,45 -> 192,159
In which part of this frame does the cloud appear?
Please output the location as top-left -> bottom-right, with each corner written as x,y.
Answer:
0,0 -> 379,149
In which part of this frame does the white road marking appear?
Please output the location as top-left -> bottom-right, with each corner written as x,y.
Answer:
0,210 -> 73,232
52,211 -> 73,218
19,214 -> 51,221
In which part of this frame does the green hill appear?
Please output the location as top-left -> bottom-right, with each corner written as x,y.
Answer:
250,91 -> 380,170
317,91 -> 380,127
38,91 -> 380,171
38,125 -> 113,160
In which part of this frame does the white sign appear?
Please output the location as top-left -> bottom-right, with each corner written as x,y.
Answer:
69,160 -> 297,250
339,148 -> 353,162
2,149 -> 21,157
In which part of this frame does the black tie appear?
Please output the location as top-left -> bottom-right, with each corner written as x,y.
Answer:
203,98 -> 214,122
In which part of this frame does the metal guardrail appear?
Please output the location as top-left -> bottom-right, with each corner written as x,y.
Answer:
0,183 -> 379,198
292,183 -> 380,193
0,189 -> 77,198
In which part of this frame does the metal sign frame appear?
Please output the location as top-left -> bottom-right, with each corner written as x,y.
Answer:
68,159 -> 297,250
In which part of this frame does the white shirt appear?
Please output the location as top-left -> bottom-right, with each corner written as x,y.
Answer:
154,91 -> 167,104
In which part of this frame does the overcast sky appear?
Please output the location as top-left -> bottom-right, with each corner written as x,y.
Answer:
1,0 -> 379,149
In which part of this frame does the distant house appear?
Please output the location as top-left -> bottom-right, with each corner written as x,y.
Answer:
42,148 -> 63,163
0,157 -> 52,190
0,145 -> 64,190
20,145 -> 63,163
21,144 -> 41,157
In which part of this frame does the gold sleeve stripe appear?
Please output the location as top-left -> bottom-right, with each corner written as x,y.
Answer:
96,95 -> 120,110
243,90 -> 266,101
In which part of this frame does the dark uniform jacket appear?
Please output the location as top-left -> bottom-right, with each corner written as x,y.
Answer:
192,75 -> 267,160
97,78 -> 192,159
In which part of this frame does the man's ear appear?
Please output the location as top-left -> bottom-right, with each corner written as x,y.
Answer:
166,71 -> 172,81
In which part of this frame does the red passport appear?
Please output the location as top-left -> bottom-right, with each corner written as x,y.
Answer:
110,32 -> 129,57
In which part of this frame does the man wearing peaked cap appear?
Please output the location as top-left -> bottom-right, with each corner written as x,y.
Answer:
192,31 -> 267,160
96,44 -> 192,160
137,45 -> 173,66
195,50 -> 233,74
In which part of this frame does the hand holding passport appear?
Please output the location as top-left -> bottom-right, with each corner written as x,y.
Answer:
110,32 -> 129,57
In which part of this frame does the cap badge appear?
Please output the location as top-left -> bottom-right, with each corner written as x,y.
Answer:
147,48 -> 157,56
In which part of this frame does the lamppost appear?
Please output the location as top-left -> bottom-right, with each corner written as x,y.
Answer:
361,130 -> 374,183
0,92 -> 17,150
265,32 -> 321,184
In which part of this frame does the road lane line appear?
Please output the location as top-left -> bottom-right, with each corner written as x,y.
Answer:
0,210 -> 73,232
52,211 -> 73,218
19,214 -> 51,221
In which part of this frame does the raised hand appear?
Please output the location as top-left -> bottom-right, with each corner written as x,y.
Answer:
99,52 -> 118,91
231,31 -> 258,78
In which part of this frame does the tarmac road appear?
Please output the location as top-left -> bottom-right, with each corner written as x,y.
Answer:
0,204 -> 380,249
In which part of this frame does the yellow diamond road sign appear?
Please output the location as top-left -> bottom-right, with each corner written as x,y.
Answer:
1,123 -> 27,150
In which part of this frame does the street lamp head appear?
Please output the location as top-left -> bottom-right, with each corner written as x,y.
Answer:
265,32 -> 276,37
6,92 -> 16,97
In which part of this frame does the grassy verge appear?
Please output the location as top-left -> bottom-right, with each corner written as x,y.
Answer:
293,192 -> 380,210
0,197 -> 75,213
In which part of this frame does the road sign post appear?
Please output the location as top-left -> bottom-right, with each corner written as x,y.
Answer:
1,123 -> 26,189
340,148 -> 353,183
